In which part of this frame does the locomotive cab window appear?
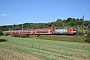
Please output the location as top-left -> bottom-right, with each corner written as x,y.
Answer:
73,29 -> 76,31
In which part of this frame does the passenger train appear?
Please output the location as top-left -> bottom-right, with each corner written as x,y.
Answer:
8,28 -> 77,35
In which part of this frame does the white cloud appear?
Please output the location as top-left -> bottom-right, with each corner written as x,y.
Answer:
0,14 -> 8,16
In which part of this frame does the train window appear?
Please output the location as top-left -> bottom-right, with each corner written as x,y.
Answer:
70,29 -> 72,31
73,29 -> 76,31
50,30 -> 52,32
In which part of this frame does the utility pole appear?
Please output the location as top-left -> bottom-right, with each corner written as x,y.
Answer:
22,23 -> 23,34
82,15 -> 84,36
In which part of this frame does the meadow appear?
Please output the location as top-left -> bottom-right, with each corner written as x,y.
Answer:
37,35 -> 86,43
0,36 -> 90,60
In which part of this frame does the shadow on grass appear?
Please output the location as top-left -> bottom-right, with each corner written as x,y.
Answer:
0,39 -> 7,42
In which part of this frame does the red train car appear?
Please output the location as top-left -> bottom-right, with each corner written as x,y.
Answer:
34,28 -> 55,34
8,30 -> 18,34
21,30 -> 34,34
8,30 -> 35,35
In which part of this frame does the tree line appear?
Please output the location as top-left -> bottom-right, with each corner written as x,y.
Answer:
0,17 -> 90,31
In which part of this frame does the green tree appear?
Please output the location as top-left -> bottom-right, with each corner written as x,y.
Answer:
54,19 -> 62,28
88,21 -> 90,29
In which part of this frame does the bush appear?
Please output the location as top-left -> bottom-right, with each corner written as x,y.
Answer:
12,33 -> 19,37
85,34 -> 90,43
76,31 -> 84,36
85,29 -> 90,43
4,33 -> 9,36
0,39 -> 7,42
12,33 -> 30,38
37,34 -> 41,37
0,30 -> 3,36
26,34 -> 30,37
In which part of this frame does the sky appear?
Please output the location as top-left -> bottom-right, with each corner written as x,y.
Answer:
0,0 -> 90,26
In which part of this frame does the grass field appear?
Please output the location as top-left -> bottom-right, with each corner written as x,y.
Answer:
0,36 -> 90,60
37,35 -> 86,43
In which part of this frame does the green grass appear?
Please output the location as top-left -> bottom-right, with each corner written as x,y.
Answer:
37,35 -> 86,43
0,36 -> 90,60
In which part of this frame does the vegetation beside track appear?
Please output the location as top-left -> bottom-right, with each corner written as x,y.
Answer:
30,35 -> 86,43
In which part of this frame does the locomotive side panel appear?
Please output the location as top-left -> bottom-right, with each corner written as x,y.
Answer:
54,29 -> 68,34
